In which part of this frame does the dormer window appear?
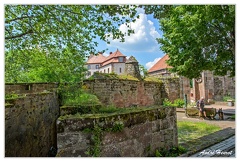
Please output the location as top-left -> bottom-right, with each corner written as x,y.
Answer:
118,57 -> 124,62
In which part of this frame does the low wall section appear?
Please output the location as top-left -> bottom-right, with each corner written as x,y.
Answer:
56,107 -> 178,157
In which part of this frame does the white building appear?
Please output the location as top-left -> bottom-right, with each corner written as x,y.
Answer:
86,49 -> 127,78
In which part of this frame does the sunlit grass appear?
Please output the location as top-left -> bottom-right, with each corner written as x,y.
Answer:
177,121 -> 221,144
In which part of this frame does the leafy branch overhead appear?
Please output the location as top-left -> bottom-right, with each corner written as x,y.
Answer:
5,5 -> 235,83
5,5 -> 138,54
5,5 -> 138,83
144,5 -> 235,78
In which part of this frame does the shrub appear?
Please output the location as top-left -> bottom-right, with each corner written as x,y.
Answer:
155,146 -> 187,157
111,121 -> 124,132
58,83 -> 101,107
223,95 -> 235,102
99,105 -> 119,113
163,98 -> 173,106
173,99 -> 185,108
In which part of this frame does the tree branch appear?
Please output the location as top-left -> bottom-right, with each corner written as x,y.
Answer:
5,15 -> 35,24
5,29 -> 34,40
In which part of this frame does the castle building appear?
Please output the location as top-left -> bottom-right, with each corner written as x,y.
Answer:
86,49 -> 127,78
148,54 -> 235,102
148,54 -> 176,77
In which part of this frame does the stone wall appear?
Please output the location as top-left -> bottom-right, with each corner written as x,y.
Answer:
5,82 -> 59,95
83,79 -> 164,108
57,106 -> 178,157
213,75 -> 235,101
5,84 -> 59,157
4,79 -> 181,157
160,77 -> 183,102
191,71 -> 235,102
83,78 -> 183,108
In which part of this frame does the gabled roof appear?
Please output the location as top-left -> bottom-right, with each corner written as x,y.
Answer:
105,49 -> 125,61
148,54 -> 172,73
101,49 -> 126,66
87,49 -> 127,66
87,53 -> 106,64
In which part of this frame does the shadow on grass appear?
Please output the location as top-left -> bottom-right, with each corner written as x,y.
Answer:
179,127 -> 235,157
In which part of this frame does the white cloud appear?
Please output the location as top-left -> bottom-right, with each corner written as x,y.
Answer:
146,57 -> 161,70
107,13 -> 160,52
102,52 -> 109,57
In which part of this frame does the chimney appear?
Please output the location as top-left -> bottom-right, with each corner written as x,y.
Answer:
110,52 -> 112,54
98,52 -> 103,55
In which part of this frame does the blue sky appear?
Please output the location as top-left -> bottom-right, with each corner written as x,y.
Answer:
94,8 -> 165,70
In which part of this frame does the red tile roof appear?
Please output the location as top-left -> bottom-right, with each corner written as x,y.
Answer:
87,53 -> 106,64
86,49 -> 127,67
101,49 -> 126,66
148,54 -> 172,73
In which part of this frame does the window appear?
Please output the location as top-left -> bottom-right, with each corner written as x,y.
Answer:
108,68 -> 109,73
104,69 -> 105,73
96,65 -> 99,69
88,65 -> 91,69
118,57 -> 124,62
119,68 -> 122,73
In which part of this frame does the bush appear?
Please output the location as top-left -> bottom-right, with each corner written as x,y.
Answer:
111,121 -> 124,132
63,92 -> 101,106
58,84 -> 102,107
98,105 -> 119,113
163,98 -> 173,106
173,99 -> 185,108
163,98 -> 185,108
223,95 -> 235,102
155,146 -> 187,157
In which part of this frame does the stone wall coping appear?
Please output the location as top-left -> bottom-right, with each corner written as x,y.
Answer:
57,106 -> 175,132
5,82 -> 59,85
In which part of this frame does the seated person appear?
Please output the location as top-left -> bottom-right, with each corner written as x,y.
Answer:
196,97 -> 207,119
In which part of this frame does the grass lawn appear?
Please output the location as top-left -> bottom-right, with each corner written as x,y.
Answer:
177,121 -> 221,144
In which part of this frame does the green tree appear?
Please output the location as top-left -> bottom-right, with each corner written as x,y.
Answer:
139,64 -> 148,79
5,5 -> 139,82
144,5 -> 235,79
5,47 -> 87,83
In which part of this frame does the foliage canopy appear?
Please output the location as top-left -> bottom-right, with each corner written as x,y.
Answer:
5,5 -> 138,82
144,5 -> 235,78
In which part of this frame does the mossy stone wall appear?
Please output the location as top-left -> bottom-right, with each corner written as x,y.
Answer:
5,92 -> 59,157
56,107 -> 178,157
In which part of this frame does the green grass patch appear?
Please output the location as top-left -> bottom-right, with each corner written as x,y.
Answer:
230,115 -> 235,120
144,76 -> 162,83
177,121 -> 221,144
118,74 -> 139,81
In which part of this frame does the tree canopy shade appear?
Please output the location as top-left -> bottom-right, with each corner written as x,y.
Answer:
5,5 -> 139,83
144,5 -> 235,79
